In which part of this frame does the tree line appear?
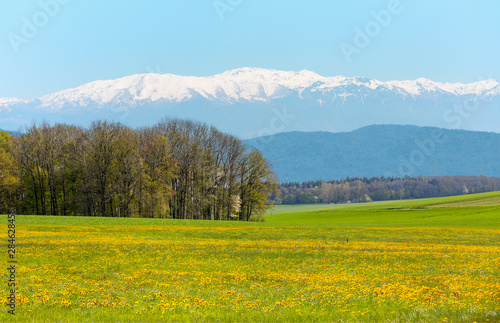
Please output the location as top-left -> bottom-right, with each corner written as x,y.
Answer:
0,119 -> 278,220
271,176 -> 500,205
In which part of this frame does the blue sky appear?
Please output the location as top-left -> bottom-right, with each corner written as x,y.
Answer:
1,0 -> 499,98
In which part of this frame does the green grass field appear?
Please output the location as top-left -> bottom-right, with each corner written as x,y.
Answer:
2,191 -> 500,322
266,191 -> 500,228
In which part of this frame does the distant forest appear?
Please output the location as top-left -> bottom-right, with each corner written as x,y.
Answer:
0,120 -> 277,220
271,176 -> 500,205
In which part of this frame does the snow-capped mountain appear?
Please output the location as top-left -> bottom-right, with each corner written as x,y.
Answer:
1,67 -> 499,137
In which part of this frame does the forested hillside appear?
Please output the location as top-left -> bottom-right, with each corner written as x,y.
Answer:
0,120 -> 277,220
245,125 -> 500,182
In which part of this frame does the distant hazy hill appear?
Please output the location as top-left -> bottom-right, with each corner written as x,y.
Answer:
245,125 -> 500,182
0,129 -> 20,136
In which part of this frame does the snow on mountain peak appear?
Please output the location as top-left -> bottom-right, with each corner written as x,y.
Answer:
415,77 -> 433,83
1,68 -> 499,110
215,67 -> 324,89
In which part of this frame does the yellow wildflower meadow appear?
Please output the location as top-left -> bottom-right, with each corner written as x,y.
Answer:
1,221 -> 500,322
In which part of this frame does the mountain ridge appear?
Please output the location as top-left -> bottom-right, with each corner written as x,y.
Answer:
2,68 -> 499,109
1,68 -> 500,136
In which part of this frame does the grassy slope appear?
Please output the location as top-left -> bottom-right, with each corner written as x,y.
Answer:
264,191 -> 500,228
